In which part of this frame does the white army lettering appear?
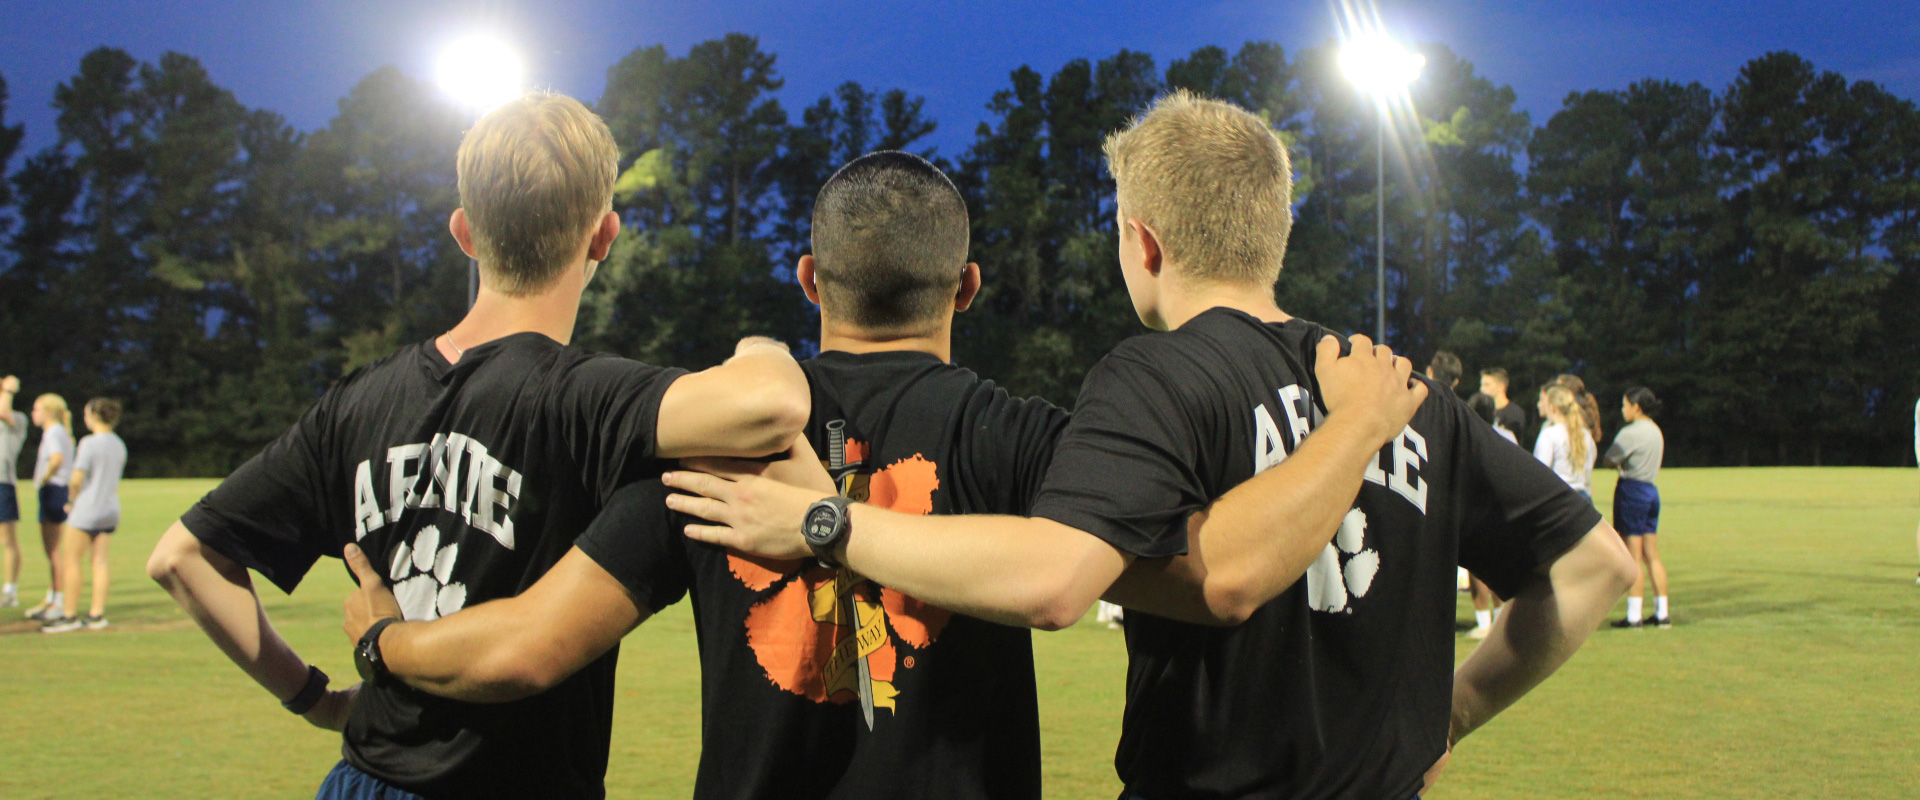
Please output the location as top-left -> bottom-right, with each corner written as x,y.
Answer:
1252,384 -> 1428,514
352,432 -> 525,548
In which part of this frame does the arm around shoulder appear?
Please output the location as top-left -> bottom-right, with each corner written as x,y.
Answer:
655,338 -> 810,459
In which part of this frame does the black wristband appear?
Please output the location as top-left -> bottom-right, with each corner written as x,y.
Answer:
282,665 -> 330,715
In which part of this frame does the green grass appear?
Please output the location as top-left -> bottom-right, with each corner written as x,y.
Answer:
1,469 -> 1916,798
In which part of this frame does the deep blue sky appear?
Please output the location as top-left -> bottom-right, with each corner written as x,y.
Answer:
2,0 -> 1916,164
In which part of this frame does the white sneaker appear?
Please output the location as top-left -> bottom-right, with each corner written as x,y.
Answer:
0,590 -> 17,608
83,615 -> 109,630
1468,625 -> 1490,641
40,616 -> 83,634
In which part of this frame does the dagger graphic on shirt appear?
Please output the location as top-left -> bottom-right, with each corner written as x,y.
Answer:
826,420 -> 877,730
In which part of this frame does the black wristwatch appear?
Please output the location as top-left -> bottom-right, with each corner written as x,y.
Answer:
355,617 -> 399,685
803,496 -> 853,569
283,664 -> 330,715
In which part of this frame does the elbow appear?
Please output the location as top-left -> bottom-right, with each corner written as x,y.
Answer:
1595,526 -> 1638,599
739,381 -> 811,456
1026,596 -> 1092,632
1201,576 -> 1262,627
146,527 -> 198,588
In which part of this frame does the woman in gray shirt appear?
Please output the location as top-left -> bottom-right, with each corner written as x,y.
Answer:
1606,386 -> 1668,629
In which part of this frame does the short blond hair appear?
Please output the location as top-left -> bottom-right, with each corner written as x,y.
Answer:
457,92 -> 620,295
1103,90 -> 1293,284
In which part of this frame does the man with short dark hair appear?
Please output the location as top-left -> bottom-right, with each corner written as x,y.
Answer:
1427,351 -> 1462,394
1480,367 -> 1526,440
148,93 -> 810,800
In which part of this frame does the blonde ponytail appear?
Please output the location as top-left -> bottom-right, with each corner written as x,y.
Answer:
1544,386 -> 1590,477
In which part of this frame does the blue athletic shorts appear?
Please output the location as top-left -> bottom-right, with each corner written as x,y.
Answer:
314,761 -> 427,800
1613,478 -> 1660,536
37,484 -> 68,524
0,483 -> 17,523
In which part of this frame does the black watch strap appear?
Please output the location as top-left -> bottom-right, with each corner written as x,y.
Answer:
805,496 -> 852,569
356,617 -> 399,685
282,665 -> 330,715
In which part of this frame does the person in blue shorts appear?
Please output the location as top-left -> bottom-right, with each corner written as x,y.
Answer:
26,393 -> 75,620
0,375 -> 25,607
42,398 -> 128,633
1606,387 -> 1669,629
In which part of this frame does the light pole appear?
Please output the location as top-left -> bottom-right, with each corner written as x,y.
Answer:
435,35 -> 524,308
1339,33 -> 1423,343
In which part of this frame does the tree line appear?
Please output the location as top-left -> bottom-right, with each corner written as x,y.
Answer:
0,35 -> 1914,475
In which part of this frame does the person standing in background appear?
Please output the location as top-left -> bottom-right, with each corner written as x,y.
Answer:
1479,369 -> 1526,446
25,393 -> 74,621
1552,374 -> 1603,444
1462,392 -> 1510,640
1536,385 -> 1595,500
42,398 -> 128,633
1427,351 -> 1462,397
1605,387 -> 1669,629
0,375 -> 26,607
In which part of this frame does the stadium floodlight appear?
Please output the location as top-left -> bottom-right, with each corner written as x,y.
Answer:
1338,33 -> 1425,98
1339,30 -> 1423,343
435,35 -> 522,308
435,35 -> 524,113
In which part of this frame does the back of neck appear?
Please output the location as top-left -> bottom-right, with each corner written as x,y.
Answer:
818,318 -> 952,363
441,286 -> 581,362
1161,280 -> 1290,330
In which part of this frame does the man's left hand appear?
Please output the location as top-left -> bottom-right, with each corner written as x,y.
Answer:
342,544 -> 401,644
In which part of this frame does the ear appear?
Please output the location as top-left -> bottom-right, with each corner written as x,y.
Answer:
954,262 -> 982,312
1129,218 -> 1164,277
450,209 -> 478,259
797,255 -> 822,306
586,211 -> 620,261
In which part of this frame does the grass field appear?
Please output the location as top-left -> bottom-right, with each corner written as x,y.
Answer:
1,468 -> 1916,798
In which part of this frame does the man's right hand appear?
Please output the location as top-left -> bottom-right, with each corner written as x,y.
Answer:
1314,334 -> 1428,446
342,544 -> 401,646
1,375 -> 18,393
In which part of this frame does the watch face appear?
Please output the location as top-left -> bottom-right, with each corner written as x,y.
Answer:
804,503 -> 839,545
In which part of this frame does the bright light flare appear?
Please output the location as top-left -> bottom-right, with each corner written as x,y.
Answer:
436,35 -> 524,112
1339,32 -> 1425,95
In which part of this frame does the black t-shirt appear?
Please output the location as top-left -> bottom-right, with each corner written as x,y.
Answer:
182,333 -> 685,800
576,350 -> 1069,800
1030,308 -> 1600,800
1493,401 -> 1527,441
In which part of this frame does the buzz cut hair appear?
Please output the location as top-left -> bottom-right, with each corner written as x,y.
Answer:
810,151 -> 970,332
456,92 -> 620,296
1103,89 -> 1293,285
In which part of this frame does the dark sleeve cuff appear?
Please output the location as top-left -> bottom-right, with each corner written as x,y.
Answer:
574,534 -> 688,613
1030,500 -> 1190,560
179,505 -> 318,595
1479,503 -> 1603,601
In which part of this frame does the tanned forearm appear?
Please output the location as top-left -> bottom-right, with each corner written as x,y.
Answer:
655,339 -> 810,459
1104,411 -> 1392,625
360,548 -> 649,703
146,522 -> 313,701
1448,523 -> 1634,745
834,509 -> 1130,631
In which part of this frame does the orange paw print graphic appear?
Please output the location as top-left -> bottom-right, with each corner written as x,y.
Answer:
726,441 -> 950,717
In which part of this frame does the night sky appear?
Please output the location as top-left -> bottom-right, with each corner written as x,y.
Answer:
2,0 -> 1916,163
